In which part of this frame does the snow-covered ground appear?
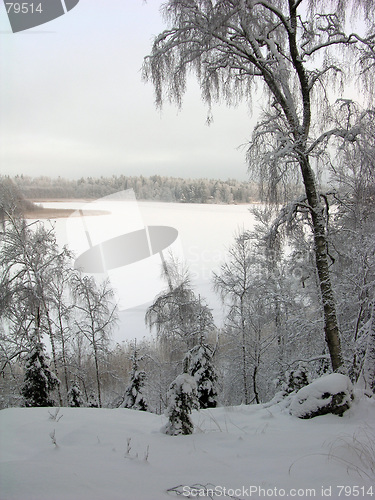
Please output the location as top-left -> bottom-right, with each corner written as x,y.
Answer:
1,392 -> 374,500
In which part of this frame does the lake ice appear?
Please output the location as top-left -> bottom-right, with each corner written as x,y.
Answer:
39,197 -> 258,343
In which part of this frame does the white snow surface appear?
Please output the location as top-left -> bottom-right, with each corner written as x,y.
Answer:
1,394 -> 374,500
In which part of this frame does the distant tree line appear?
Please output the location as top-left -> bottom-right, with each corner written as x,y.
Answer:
0,177 -> 37,228
11,174 -> 258,204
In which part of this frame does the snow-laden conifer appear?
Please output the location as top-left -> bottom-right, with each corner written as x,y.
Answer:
87,393 -> 98,408
284,363 -> 310,394
67,381 -> 84,408
121,370 -> 148,411
21,342 -> 59,407
120,340 -> 147,411
184,344 -> 218,409
162,374 -> 198,436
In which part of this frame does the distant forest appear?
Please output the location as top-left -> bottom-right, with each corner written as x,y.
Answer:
12,175 -> 258,204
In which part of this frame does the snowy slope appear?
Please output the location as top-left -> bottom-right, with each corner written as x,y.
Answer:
1,394 -> 374,500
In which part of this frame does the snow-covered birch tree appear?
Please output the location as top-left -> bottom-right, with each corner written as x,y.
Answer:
143,0 -> 375,372
360,303 -> 375,394
0,215 -> 72,405
214,231 -> 281,403
146,259 -> 214,351
71,274 -> 118,408
213,233 -> 254,404
328,108 -> 375,386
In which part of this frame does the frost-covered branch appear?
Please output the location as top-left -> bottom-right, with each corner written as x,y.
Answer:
266,196 -> 311,244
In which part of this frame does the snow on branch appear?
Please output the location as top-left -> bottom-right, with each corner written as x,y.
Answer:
308,102 -> 374,155
252,1 -> 291,32
266,195 -> 311,245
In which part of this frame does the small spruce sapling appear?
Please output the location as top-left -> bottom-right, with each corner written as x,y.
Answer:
162,373 -> 198,436
21,341 -> 59,407
121,339 -> 148,411
184,344 -> 218,409
121,370 -> 148,411
87,393 -> 98,408
284,363 -> 310,394
67,381 -> 84,407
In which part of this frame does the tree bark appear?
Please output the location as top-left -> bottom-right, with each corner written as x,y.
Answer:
240,296 -> 250,404
252,364 -> 260,404
93,341 -> 102,408
43,303 -> 63,406
299,156 -> 344,372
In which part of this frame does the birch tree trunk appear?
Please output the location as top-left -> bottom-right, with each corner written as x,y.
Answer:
299,157 -> 344,371
143,0 -> 374,372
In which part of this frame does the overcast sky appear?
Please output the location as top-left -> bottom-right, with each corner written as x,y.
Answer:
0,0 -> 260,181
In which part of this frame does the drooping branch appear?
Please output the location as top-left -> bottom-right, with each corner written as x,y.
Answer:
308,106 -> 374,155
266,195 -> 311,246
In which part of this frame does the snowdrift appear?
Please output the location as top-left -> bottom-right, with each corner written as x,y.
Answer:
290,373 -> 354,418
0,394 -> 374,500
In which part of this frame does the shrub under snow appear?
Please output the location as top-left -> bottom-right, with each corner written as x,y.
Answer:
289,373 -> 354,419
162,374 -> 198,436
67,382 -> 84,408
183,344 -> 218,409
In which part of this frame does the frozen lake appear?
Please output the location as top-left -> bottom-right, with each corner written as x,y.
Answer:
40,198 -> 258,343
